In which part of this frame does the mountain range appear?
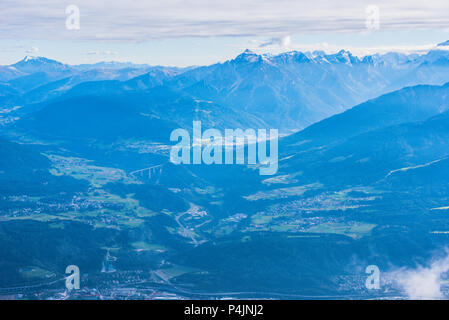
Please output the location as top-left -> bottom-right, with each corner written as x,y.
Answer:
4,48 -> 449,133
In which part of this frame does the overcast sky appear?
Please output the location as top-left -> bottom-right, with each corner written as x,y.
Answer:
1,0 -> 449,66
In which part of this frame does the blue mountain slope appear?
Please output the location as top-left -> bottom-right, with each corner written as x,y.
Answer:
0,82 -> 19,97
381,155 -> 449,195
8,71 -> 68,92
279,97 -> 449,188
0,137 -> 49,172
282,82 -> 449,151
0,66 -> 25,82
16,95 -> 178,142
0,137 -> 88,196
14,86 -> 266,143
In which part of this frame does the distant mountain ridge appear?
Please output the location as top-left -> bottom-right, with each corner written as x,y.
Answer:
161,48 -> 449,130
3,47 -> 449,133
0,56 -> 188,95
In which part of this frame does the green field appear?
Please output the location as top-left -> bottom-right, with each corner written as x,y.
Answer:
47,154 -> 138,187
305,222 -> 376,239
19,266 -> 55,279
244,183 -> 323,201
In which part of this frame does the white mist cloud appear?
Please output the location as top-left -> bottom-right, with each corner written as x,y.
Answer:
25,46 -> 39,54
389,251 -> 449,299
260,36 -> 291,48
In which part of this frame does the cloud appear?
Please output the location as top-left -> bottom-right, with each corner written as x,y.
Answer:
388,250 -> 449,299
259,36 -> 291,48
86,50 -> 118,55
25,46 -> 39,54
1,0 -> 449,41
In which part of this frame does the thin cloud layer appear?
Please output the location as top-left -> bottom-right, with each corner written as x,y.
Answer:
1,0 -> 449,41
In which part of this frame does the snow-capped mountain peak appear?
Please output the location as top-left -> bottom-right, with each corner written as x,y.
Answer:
234,49 -> 261,63
11,56 -> 70,74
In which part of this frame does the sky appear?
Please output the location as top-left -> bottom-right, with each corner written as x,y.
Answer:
1,0 -> 449,66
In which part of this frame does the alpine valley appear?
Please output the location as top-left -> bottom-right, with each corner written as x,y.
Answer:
2,47 -> 449,299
